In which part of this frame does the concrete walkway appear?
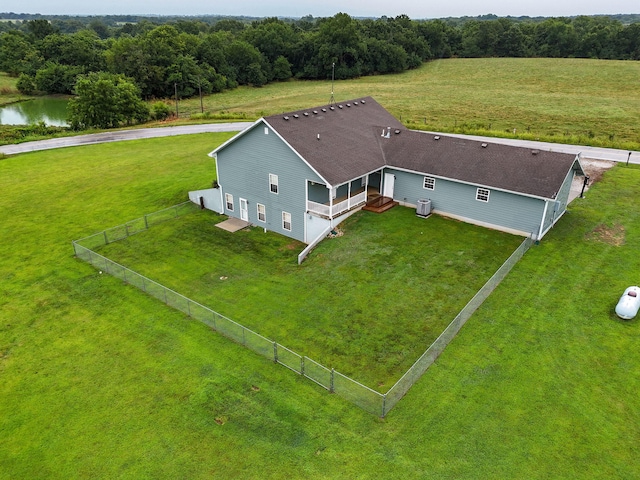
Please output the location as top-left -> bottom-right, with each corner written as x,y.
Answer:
0,122 -> 253,155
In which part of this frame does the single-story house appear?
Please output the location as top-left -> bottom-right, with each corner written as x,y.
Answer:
190,96 -> 585,244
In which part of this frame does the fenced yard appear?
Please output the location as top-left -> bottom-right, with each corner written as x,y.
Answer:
74,203 -> 529,415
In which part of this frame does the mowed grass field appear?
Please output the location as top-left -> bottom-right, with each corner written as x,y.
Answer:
95,206 -> 522,389
1,130 -> 639,478
180,58 -> 640,150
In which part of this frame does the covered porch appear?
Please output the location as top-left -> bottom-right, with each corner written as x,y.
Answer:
307,171 -> 382,219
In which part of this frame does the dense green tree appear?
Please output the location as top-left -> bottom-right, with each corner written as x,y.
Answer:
211,19 -> 246,34
34,62 -> 83,94
242,18 -> 299,63
0,30 -> 42,76
26,19 -> 57,40
16,73 -> 36,94
363,37 -> 408,74
68,72 -> 149,129
272,55 -> 292,80
224,40 -> 269,85
535,18 -> 578,57
39,30 -> 105,70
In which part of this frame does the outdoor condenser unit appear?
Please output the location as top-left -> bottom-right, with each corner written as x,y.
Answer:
416,198 -> 432,217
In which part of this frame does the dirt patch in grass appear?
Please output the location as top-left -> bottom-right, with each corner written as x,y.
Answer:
586,223 -> 626,246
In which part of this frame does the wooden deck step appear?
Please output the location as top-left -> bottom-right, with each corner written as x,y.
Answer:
362,196 -> 398,213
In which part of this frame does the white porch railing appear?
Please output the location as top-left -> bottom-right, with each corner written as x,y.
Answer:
307,191 -> 367,218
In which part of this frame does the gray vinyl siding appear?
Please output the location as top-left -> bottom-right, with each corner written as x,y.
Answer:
540,166 -> 575,236
389,168 -> 545,237
216,122 -> 323,242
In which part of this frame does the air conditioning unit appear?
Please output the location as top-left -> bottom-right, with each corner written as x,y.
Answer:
416,198 -> 432,218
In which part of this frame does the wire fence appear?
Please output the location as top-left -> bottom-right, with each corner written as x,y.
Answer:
383,236 -> 534,412
73,204 -> 533,417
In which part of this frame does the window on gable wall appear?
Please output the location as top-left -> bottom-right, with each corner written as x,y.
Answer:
225,193 -> 234,211
257,203 -> 266,222
476,188 -> 490,202
269,173 -> 278,194
423,176 -> 436,190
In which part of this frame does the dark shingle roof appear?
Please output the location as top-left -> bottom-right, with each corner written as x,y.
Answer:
264,97 -> 403,186
263,96 -> 579,199
381,131 -> 578,199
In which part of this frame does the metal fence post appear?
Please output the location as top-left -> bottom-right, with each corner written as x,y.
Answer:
103,231 -> 108,245
144,215 -> 149,229
187,299 -> 191,317
273,342 -> 278,363
382,394 -> 387,418
300,356 -> 305,376
125,224 -> 130,237
242,328 -> 246,345
142,277 -> 147,292
330,368 -> 335,393
212,311 -> 217,330
123,267 -> 127,283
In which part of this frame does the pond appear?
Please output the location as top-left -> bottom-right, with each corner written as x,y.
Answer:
0,97 -> 70,126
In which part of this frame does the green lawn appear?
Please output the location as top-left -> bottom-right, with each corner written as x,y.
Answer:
94,206 -> 522,389
1,131 -> 639,478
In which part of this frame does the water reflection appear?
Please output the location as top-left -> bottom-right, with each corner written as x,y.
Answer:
0,97 -> 69,126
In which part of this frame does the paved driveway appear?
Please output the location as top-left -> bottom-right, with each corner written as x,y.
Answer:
1,122 -> 637,165
0,122 -> 253,155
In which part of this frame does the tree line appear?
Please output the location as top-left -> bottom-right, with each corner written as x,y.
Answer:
0,13 -> 638,128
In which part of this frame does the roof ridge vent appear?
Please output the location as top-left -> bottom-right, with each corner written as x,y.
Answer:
283,116 -> 289,120
303,112 -> 309,116
361,99 -> 366,104
434,135 -> 440,140
293,114 -> 299,118
313,110 -> 318,114
532,149 -> 540,155
481,143 -> 488,148
346,103 -> 351,107
354,101 -> 359,105
329,106 -> 335,111
338,104 -> 343,109
321,108 -> 327,112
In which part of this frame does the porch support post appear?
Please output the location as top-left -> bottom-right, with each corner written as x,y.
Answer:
329,186 -> 334,218
347,182 -> 352,210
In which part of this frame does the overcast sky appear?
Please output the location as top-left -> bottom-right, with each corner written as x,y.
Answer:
4,0 -> 638,19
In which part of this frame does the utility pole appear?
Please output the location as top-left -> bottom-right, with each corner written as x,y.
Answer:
174,82 -> 179,118
329,62 -> 335,105
627,151 -> 632,166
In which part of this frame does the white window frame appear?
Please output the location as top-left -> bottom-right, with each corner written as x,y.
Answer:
264,127 -> 269,135
423,176 -> 436,190
225,193 -> 234,211
257,203 -> 266,222
282,211 -> 292,231
476,188 -> 490,202
269,173 -> 279,194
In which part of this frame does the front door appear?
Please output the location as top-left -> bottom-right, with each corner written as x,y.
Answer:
383,173 -> 395,198
239,198 -> 248,221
